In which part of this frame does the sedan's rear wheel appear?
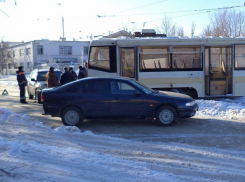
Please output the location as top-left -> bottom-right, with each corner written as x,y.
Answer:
61,107 -> 83,126
156,106 -> 177,126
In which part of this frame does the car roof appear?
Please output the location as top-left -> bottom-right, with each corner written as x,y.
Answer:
80,76 -> 134,81
32,69 -> 61,72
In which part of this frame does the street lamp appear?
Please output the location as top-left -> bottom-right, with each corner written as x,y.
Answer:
58,3 -> 65,41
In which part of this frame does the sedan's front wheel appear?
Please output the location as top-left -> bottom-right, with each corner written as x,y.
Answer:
156,106 -> 177,126
61,107 -> 83,126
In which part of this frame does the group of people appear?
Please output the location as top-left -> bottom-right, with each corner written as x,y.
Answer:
59,64 -> 88,86
16,63 -> 88,104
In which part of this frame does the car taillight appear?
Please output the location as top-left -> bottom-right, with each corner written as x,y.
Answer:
41,94 -> 44,102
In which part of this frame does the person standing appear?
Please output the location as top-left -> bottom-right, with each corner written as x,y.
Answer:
60,67 -> 72,85
69,67 -> 77,81
46,67 -> 58,88
16,66 -> 27,104
78,66 -> 88,79
63,67 -> 68,72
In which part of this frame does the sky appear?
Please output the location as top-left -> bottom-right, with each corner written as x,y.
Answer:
0,0 -> 245,42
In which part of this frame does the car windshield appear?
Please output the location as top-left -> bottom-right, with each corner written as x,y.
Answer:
129,80 -> 154,94
37,71 -> 62,81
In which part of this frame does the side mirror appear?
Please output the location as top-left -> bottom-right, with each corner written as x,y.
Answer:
31,78 -> 36,82
133,90 -> 143,96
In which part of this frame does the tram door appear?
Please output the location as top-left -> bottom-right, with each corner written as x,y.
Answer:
120,48 -> 137,79
205,46 -> 232,96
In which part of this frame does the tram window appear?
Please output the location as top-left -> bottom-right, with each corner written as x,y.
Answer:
140,46 -> 170,71
141,46 -> 168,53
172,54 -> 202,69
89,47 -> 110,70
235,45 -> 245,69
173,46 -> 201,52
140,54 -> 170,69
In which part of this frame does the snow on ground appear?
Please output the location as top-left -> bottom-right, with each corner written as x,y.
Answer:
0,74 -> 15,80
0,74 -> 19,88
1,108 -> 245,182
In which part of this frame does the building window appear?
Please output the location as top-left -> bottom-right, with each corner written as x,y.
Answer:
14,63 -> 18,69
7,51 -> 11,58
59,46 -> 72,55
13,50 -> 17,57
37,45 -> 43,55
8,63 -> 12,69
19,49 -> 24,56
27,62 -> 30,68
26,48 -> 31,55
84,47 -> 89,55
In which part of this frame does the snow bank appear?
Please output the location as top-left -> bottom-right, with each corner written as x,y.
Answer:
196,98 -> 245,121
0,75 -> 18,87
0,74 -> 15,79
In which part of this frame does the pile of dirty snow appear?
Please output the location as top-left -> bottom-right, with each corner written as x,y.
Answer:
196,98 -> 245,121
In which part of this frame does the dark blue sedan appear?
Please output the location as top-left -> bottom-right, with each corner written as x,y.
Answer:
42,77 -> 198,126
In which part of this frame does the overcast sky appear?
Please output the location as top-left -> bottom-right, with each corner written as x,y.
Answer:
0,0 -> 244,42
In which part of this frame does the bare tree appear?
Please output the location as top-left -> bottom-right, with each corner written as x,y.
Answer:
170,23 -> 177,37
236,11 -> 245,36
202,24 -> 212,36
191,21 -> 196,37
177,27 -> 185,37
121,23 -> 128,32
202,9 -> 245,37
159,14 -> 175,37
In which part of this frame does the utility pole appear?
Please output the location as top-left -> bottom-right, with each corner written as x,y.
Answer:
62,17 -> 65,40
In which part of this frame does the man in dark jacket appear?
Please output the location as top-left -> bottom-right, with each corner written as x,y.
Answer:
60,67 -> 73,85
69,67 -> 77,81
16,66 -> 28,104
78,66 -> 88,79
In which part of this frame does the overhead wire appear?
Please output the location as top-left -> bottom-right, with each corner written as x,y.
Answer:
122,5 -> 245,24
97,0 -> 168,17
0,8 -> 9,17
108,5 -> 245,17
112,0 -> 168,15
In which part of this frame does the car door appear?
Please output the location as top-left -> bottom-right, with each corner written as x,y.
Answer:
75,79 -> 110,118
109,80 -> 148,118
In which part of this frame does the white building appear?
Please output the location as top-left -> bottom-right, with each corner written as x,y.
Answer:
0,40 -> 90,74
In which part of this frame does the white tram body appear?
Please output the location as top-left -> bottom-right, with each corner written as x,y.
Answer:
88,37 -> 245,98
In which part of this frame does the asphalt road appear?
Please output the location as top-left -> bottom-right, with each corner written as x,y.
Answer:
1,84 -> 245,150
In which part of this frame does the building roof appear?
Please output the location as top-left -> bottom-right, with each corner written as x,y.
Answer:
104,30 -> 133,38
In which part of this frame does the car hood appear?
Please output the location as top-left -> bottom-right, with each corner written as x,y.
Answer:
152,91 -> 193,100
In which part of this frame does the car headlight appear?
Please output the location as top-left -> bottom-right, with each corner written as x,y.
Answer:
186,101 -> 196,106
